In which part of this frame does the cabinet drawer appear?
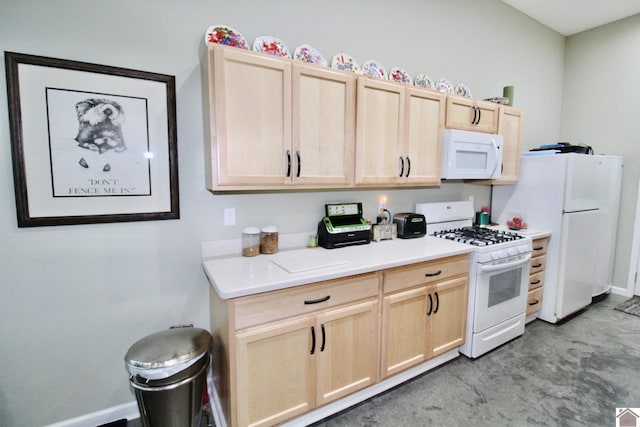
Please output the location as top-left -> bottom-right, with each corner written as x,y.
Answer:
529,271 -> 544,290
531,238 -> 548,256
530,255 -> 546,275
526,287 -> 543,315
383,254 -> 470,294
233,273 -> 379,330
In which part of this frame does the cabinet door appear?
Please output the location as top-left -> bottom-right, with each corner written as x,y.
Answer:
475,100 -> 499,133
445,96 -> 498,133
211,46 -> 291,186
315,299 -> 379,405
235,317 -> 315,427
428,277 -> 468,358
292,64 -> 355,186
355,77 -> 404,185
445,96 -> 475,131
403,87 -> 445,185
495,106 -> 522,184
381,287 -> 428,378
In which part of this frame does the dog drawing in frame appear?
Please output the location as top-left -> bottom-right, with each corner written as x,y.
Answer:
74,98 -> 126,155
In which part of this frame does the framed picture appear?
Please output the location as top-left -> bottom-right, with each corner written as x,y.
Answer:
5,51 -> 179,227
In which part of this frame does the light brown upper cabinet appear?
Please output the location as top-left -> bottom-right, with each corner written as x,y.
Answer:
469,105 -> 523,185
204,45 -> 356,191
494,106 -> 522,184
355,77 -> 445,186
445,95 -> 499,134
292,63 -> 356,186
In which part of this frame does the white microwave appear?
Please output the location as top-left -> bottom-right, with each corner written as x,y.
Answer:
441,129 -> 503,180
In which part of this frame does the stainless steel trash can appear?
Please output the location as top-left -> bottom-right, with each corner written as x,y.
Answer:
125,326 -> 213,427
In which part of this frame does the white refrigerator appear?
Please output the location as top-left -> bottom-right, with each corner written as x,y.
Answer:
492,153 -> 623,323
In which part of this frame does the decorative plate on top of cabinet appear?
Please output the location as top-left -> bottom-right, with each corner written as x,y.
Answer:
435,78 -> 454,94
414,73 -> 435,89
389,67 -> 412,84
361,60 -> 387,79
455,83 -> 472,98
331,53 -> 361,73
204,25 -> 249,49
293,44 -> 327,66
253,36 -> 291,58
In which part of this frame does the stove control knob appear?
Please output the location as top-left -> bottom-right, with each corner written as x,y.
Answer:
508,247 -> 518,256
491,251 -> 501,260
500,249 -> 509,258
518,245 -> 529,253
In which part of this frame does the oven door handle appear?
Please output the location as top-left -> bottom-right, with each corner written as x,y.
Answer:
479,254 -> 531,273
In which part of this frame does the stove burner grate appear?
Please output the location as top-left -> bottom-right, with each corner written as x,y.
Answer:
432,226 -> 524,246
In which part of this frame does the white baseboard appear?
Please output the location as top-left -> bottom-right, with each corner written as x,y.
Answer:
611,285 -> 633,298
44,401 -> 139,427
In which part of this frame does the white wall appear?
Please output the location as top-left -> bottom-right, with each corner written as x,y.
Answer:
0,0 -> 564,424
561,14 -> 640,292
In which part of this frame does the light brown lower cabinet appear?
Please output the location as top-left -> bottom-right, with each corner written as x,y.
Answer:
527,237 -> 549,317
381,270 -> 468,378
209,254 -> 470,427
212,273 -> 379,427
234,299 -> 379,427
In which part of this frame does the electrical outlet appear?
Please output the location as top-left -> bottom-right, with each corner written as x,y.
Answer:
224,208 -> 235,226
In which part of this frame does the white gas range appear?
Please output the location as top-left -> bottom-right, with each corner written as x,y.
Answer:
416,200 -> 532,358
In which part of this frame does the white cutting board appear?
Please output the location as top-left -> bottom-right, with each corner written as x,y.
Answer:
270,250 -> 348,274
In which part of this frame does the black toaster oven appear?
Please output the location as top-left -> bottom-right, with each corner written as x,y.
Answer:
393,213 -> 426,239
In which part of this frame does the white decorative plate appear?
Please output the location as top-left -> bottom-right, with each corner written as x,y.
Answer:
361,60 -> 387,79
414,73 -> 435,89
253,35 -> 290,58
436,78 -> 454,94
293,44 -> 327,66
455,83 -> 472,98
389,67 -> 412,84
204,25 -> 249,49
331,53 -> 361,73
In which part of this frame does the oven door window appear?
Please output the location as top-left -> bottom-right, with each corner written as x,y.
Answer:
488,269 -> 522,307
473,258 -> 529,333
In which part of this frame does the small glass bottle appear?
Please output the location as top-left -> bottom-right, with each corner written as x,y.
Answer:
242,227 -> 260,257
260,226 -> 279,254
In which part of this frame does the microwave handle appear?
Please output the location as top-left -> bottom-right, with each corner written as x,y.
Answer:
490,137 -> 500,177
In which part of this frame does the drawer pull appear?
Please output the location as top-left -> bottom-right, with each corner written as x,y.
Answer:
533,246 -> 544,251
532,263 -> 542,268
320,324 -> 326,352
425,270 -> 442,277
310,326 -> 316,355
528,299 -> 539,306
530,279 -> 541,285
434,292 -> 440,314
304,295 -> 330,305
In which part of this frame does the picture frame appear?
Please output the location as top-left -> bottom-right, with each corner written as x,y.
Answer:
4,51 -> 179,227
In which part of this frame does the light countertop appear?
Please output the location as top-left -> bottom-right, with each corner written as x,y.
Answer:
487,225 -> 552,240
203,237 -> 473,299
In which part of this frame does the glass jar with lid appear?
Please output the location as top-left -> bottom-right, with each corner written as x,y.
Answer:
260,226 -> 279,254
242,227 -> 260,257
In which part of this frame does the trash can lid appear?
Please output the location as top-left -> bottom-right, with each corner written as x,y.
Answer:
125,327 -> 212,371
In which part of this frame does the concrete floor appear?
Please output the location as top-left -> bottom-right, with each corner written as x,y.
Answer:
127,294 -> 640,426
